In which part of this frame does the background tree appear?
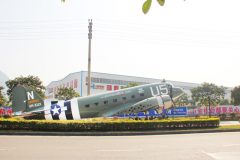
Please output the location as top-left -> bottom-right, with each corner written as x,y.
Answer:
5,75 -> 45,101
55,87 -> 80,100
191,82 -> 225,117
61,0 -> 166,14
142,0 -> 165,14
0,86 -> 7,106
231,86 -> 240,105
122,82 -> 139,89
174,93 -> 190,107
219,99 -> 230,105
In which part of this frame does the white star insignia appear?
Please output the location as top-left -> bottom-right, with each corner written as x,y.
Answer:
52,106 -> 60,115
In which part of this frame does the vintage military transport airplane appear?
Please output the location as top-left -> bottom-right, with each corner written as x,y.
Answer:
12,82 -> 184,120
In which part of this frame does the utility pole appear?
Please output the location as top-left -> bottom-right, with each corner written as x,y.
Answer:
87,19 -> 92,96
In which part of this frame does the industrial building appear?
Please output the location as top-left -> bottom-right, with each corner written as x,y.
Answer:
45,71 -> 231,100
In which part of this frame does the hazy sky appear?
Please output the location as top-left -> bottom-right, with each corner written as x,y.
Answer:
0,0 -> 240,87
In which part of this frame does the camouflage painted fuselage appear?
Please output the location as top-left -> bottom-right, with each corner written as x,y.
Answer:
13,82 -> 184,120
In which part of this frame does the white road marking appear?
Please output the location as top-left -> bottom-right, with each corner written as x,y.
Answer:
202,150 -> 240,160
0,148 -> 8,151
97,149 -> 142,152
223,144 -> 240,147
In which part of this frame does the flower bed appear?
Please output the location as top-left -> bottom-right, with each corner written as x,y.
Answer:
0,117 -> 219,132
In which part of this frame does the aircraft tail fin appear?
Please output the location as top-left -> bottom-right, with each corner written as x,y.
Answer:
12,85 -> 44,113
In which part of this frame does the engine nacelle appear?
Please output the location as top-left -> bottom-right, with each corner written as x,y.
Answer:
122,95 -> 172,114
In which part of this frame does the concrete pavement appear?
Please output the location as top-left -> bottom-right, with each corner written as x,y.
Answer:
1,132 -> 240,160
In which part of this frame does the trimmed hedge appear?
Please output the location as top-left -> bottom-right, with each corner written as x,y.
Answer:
0,118 -> 219,132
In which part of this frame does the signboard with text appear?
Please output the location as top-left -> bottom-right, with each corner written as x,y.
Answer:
166,107 -> 188,116
0,107 -> 12,116
187,105 -> 240,115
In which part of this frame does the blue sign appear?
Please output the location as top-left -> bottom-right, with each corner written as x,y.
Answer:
115,107 -> 188,117
166,107 -> 187,116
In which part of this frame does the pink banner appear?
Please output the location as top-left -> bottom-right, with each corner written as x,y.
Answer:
188,105 -> 240,115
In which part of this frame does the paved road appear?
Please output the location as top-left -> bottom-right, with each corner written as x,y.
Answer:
1,132 -> 240,160
220,121 -> 240,126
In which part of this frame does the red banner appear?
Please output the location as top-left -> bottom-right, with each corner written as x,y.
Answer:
0,107 -> 12,116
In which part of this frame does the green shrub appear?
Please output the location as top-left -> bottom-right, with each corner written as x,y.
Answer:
0,117 -> 220,132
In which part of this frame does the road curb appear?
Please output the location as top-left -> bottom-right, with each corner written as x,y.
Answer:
1,129 -> 240,136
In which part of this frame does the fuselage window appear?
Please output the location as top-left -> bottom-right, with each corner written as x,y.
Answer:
85,104 -> 90,108
122,97 -> 127,100
104,100 -> 108,105
140,93 -> 144,96
113,99 -> 117,103
131,95 -> 135,99
95,102 -> 99,106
